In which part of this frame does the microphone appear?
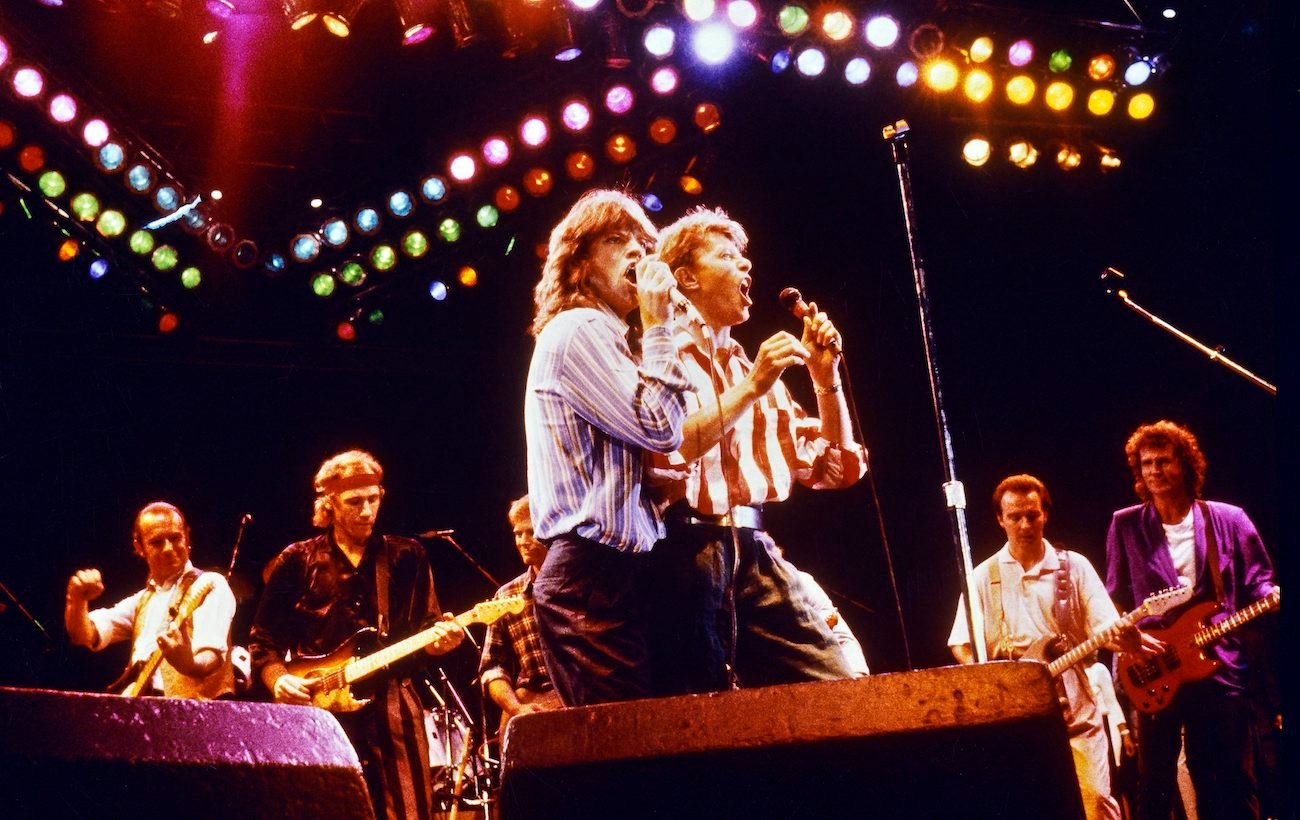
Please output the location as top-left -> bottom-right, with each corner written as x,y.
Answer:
1099,266 -> 1128,297
240,513 -> 253,525
779,287 -> 841,353
419,528 -> 456,539
628,261 -> 705,327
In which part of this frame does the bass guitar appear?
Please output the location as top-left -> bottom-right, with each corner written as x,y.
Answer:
1021,585 -> 1193,678
1118,587 -> 1280,714
286,596 -> 526,712
122,573 -> 219,697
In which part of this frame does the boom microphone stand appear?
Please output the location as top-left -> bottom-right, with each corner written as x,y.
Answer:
883,120 -> 985,662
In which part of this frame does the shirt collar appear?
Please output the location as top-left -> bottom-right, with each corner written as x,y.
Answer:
147,561 -> 195,591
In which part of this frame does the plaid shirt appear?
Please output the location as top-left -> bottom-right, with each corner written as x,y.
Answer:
478,570 -> 551,693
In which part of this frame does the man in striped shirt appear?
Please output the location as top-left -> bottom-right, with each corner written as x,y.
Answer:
524,189 -> 692,706
648,206 -> 867,694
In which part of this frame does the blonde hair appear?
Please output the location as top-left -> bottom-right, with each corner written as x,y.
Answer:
312,449 -> 384,528
656,206 -> 748,275
529,189 -> 658,336
507,494 -> 531,528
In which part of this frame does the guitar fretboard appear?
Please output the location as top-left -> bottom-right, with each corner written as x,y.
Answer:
1047,611 -> 1138,677
1193,589 -> 1280,648
344,609 -> 480,685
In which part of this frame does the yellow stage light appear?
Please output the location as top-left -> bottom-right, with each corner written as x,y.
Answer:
1006,75 -> 1036,105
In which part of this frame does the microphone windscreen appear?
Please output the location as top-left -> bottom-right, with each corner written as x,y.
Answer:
778,287 -> 803,313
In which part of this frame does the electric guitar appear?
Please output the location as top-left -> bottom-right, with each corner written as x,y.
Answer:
1021,585 -> 1193,678
1117,587 -> 1280,714
121,573 -> 219,697
285,596 -> 526,712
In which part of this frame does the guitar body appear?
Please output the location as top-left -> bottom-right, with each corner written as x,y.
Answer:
1117,601 -> 1221,714
284,628 -> 381,713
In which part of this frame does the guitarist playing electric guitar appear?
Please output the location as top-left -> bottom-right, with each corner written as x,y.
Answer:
1105,421 -> 1279,820
249,449 -> 466,820
65,501 -> 237,699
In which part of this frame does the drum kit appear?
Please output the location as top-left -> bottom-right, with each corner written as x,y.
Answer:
423,673 -> 497,818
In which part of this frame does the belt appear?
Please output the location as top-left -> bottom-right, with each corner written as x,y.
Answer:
676,505 -> 763,531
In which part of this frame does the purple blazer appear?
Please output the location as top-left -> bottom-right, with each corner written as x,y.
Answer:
1105,500 -> 1276,693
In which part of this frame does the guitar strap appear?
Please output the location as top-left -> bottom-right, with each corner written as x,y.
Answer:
1054,547 -> 1086,647
118,567 -> 202,691
375,536 -> 392,639
1197,500 -> 1226,605
987,561 -> 1008,659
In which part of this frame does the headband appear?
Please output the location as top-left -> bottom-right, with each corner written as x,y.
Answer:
318,473 -> 382,495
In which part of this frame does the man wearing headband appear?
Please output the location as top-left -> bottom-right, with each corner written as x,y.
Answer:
249,449 -> 464,820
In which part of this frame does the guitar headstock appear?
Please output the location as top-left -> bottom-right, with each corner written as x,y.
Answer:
471,595 -> 528,625
1137,584 -> 1194,618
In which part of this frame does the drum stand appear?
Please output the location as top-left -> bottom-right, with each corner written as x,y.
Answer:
424,671 -> 498,819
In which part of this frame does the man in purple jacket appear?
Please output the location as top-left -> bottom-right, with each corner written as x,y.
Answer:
1105,420 -> 1279,820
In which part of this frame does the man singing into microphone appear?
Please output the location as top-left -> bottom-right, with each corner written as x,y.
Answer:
647,206 -> 866,694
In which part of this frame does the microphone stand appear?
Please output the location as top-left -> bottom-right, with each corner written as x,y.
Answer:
421,532 -> 503,590
0,575 -> 51,641
1101,267 -> 1276,395
883,120 -> 985,662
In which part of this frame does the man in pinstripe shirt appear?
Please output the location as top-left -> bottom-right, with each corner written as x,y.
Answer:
524,189 -> 692,706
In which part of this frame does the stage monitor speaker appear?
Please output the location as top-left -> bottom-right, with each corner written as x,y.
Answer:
500,662 -> 1083,819
0,686 -> 374,819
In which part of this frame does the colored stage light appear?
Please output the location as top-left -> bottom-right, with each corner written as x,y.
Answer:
231,240 -> 259,268
322,0 -> 365,37
421,176 -> 448,203
1087,54 -> 1115,81
641,193 -> 663,212
388,190 -> 414,216
476,205 -> 500,228
693,103 -> 721,132
58,239 -> 79,262
1049,50 -> 1072,73
1008,39 -> 1033,67
495,185 -> 521,212
523,168 -> 553,196
458,266 -> 478,287
429,280 -> 449,301
1055,146 -> 1082,170
605,133 -> 636,163
482,136 -> 511,166
863,15 -> 898,49
206,223 -> 235,251
72,193 -> 100,221
909,24 -> 944,59
962,137 -> 991,167
924,60 -> 959,92
126,164 -> 155,193
796,48 -> 826,77
649,117 -> 677,144
1008,141 -> 1039,168
770,48 -> 791,73
964,69 -> 992,102
368,309 -> 384,325
1100,150 -> 1122,171
49,94 -> 77,124
158,312 -> 180,334
561,100 -> 592,132
395,0 -> 437,45
693,23 -> 736,65
778,4 -> 810,36
565,150 -> 595,179
0,120 -> 14,149
89,258 -> 110,279
1124,59 -> 1152,86
843,57 -> 871,85
520,116 -> 550,147
727,0 -> 757,28
311,273 -> 336,297
683,0 -> 714,22
679,175 -> 703,195
438,217 -> 462,242
650,67 -> 679,94
154,186 -> 180,213
322,218 -> 350,247
450,153 -> 477,182
403,229 -> 429,257
371,243 -> 398,270
0,37 -> 8,69
1006,75 -> 1036,105
1127,93 -> 1155,119
97,143 -> 125,172
821,10 -> 853,42
38,170 -> 65,198
895,62 -> 919,87
152,245 -> 179,272
129,230 -> 155,255
180,267 -> 202,289
339,260 -> 367,285
336,320 -> 356,342
969,36 -> 993,63
97,210 -> 126,238
263,253 -> 288,276
570,0 -> 602,10
354,207 -> 381,235
182,208 -> 208,234
644,24 -> 675,57
1087,88 -> 1116,115
1045,81 -> 1074,110
13,67 -> 44,99
292,233 -> 321,263
18,144 -> 44,172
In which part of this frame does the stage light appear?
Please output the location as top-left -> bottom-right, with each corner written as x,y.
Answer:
38,170 -> 65,198
1100,150 -> 1122,171
323,0 -> 367,37
336,320 -> 356,341
482,136 -> 511,166
1008,140 -> 1039,168
693,22 -> 736,65
768,5 -> 804,36
1006,75 -> 1035,105
129,230 -> 155,255
58,238 -> 79,262
322,218 -> 350,247
371,243 -> 397,269
1049,49 -> 1072,73
651,67 -> 679,94
1087,54 -> 1115,81
450,153 -> 477,182
565,150 -> 595,179
421,176 -> 448,203
438,217 -> 462,242
570,0 -> 601,10
836,56 -> 868,85
727,0 -> 757,28
154,186 -> 180,213
368,308 -> 385,324
13,67 -> 44,99
387,189 -> 414,216
158,312 -> 180,334
924,60 -> 958,92
1127,93 -> 1155,120
403,229 -> 429,257
1162,8 -> 1176,19
97,210 -> 126,237
963,69 -> 992,102
649,117 -> 677,144
282,0 -> 319,29
1055,146 -> 1082,170
89,258 -> 110,279
962,137 -> 991,167
1008,39 -> 1033,67
445,0 -> 479,47
520,116 -> 550,148
210,189 -> 223,200
205,1 -> 236,18
18,144 -> 44,173
339,260 -> 366,285
644,24 -> 675,57
1045,81 -> 1074,110
0,120 -> 14,149
605,84 -> 634,114
292,233 -> 321,263
1087,88 -> 1116,115
207,223 -> 236,251
49,94 -> 77,124
0,37 -> 8,69
152,245 -> 179,272
311,272 -> 336,297
429,280 -> 449,301
1124,58 -> 1152,86
394,0 -> 437,45
683,0 -> 714,23
771,48 -> 792,73
561,100 -> 592,132
182,208 -> 208,234
523,168 -> 553,196
605,133 -> 636,163
263,253 -> 288,276
909,24 -> 943,59
796,47 -> 826,77
969,36 -> 993,63
354,206 -> 381,235
895,62 -> 918,87
180,266 -> 202,288
693,102 -> 721,132
863,15 -> 898,49
640,193 -> 663,212
126,163 -> 155,193
72,193 -> 100,221
495,185 -> 521,212
458,266 -> 478,286
476,205 -> 500,228
97,143 -> 125,172
231,240 -> 259,268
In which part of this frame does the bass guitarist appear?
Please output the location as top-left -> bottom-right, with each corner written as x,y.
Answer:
65,501 -> 237,699
1105,420 -> 1279,820
249,449 -> 465,820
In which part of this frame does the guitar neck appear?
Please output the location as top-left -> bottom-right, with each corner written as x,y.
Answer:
1193,590 -> 1280,648
1047,611 -> 1138,677
344,609 -> 477,686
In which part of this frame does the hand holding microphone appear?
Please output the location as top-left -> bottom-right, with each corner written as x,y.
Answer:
779,287 -> 842,354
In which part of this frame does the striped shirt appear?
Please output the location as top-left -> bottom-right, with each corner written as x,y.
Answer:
525,305 -> 691,553
478,570 -> 550,693
651,327 -> 866,515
